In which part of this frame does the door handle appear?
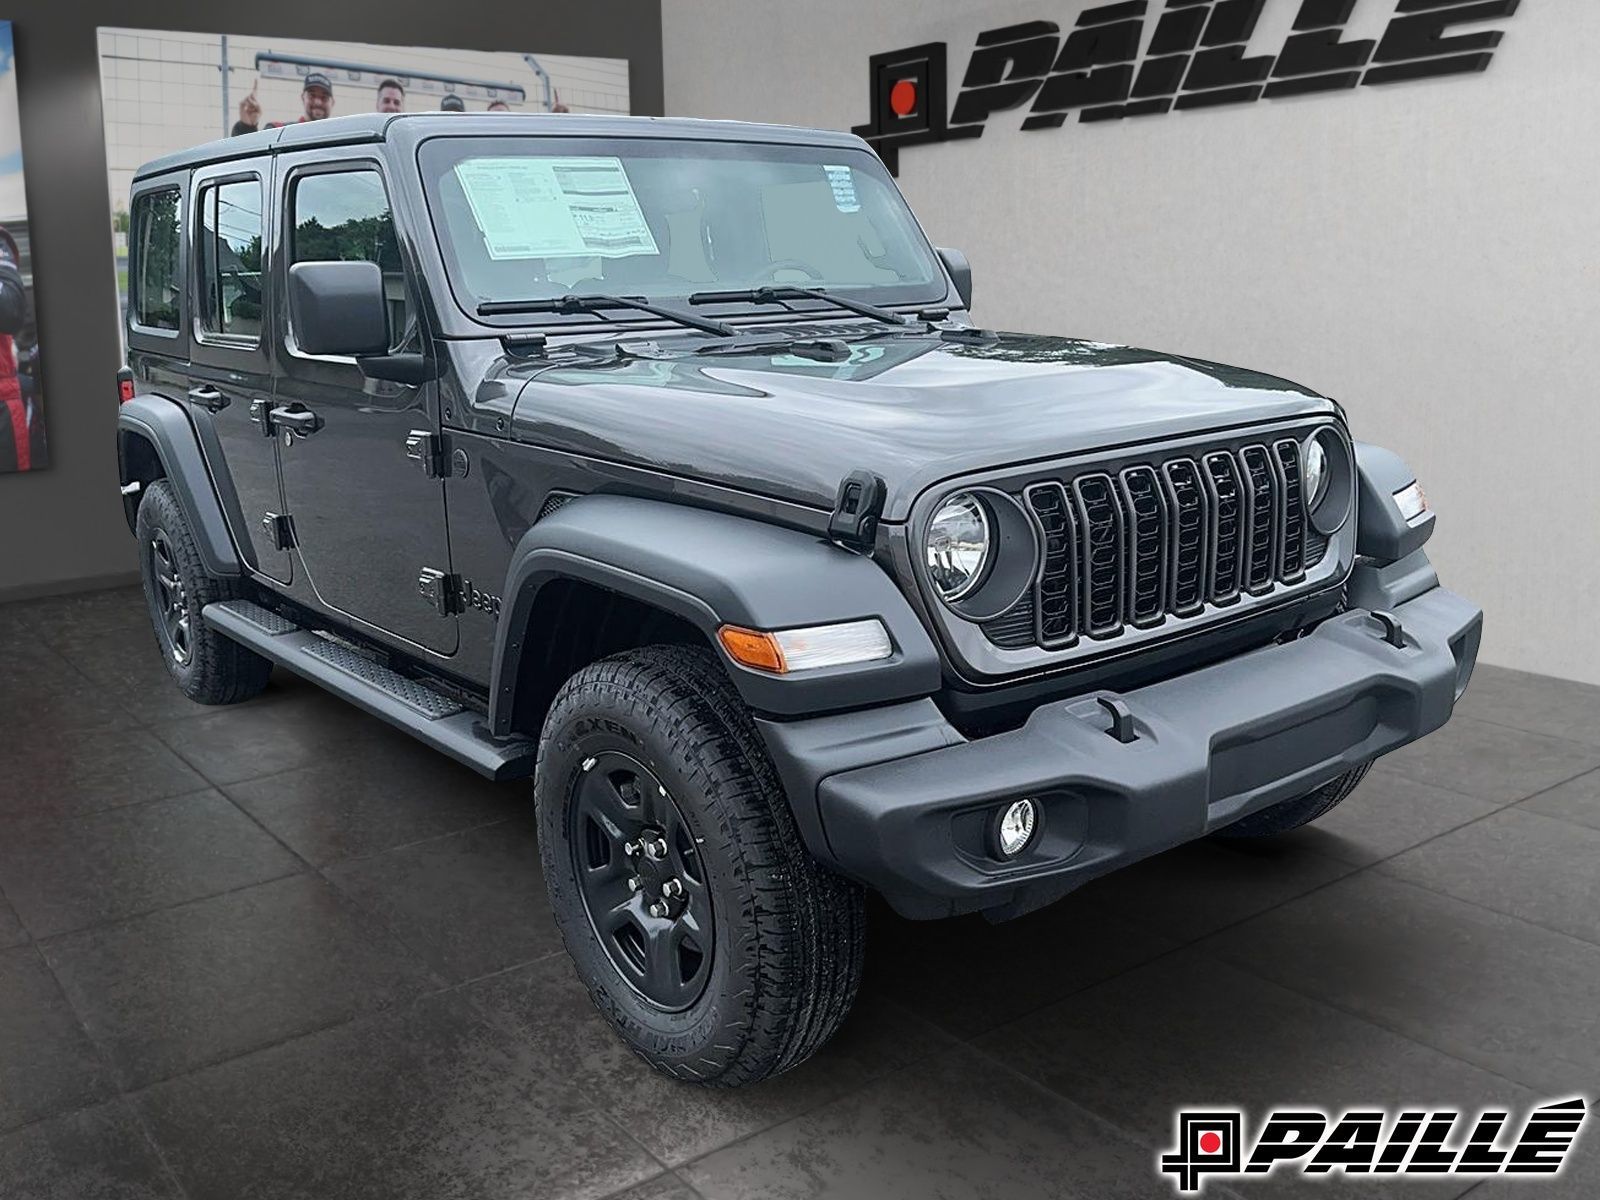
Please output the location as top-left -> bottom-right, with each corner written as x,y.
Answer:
187,384 -> 229,412
268,406 -> 324,436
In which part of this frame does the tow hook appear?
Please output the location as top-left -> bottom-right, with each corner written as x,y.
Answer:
1370,610 -> 1406,648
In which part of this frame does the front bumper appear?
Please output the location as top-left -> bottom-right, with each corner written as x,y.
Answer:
760,587 -> 1481,919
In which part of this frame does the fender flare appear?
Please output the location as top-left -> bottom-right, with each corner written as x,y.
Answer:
488,495 -> 943,730
1354,442 -> 1435,564
118,394 -> 242,577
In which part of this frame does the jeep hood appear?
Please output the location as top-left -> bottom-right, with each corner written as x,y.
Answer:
507,330 -> 1335,520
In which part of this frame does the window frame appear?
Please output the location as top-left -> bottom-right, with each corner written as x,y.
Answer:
127,184 -> 184,339
282,158 -> 414,362
192,171 -> 266,351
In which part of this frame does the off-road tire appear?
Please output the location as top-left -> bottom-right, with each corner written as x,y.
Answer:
1213,762 -> 1373,839
135,479 -> 272,705
535,644 -> 866,1086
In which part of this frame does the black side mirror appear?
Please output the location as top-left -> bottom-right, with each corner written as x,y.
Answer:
937,247 -> 972,310
288,261 -> 390,357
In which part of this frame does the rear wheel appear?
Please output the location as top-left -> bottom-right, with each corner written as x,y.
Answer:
136,480 -> 272,705
535,644 -> 865,1086
1213,763 -> 1372,839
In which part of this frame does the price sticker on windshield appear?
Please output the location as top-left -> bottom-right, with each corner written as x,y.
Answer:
453,156 -> 660,260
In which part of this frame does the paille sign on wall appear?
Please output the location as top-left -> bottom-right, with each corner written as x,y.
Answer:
853,0 -> 1521,173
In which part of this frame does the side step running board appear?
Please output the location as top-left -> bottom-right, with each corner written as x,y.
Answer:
203,600 -> 538,781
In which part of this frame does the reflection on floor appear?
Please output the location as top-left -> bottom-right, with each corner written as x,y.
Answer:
1,587 -> 1597,1198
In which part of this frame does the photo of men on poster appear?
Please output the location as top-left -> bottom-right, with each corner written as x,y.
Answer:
98,29 -> 629,325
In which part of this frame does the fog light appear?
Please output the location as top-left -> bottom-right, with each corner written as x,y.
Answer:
993,799 -> 1038,858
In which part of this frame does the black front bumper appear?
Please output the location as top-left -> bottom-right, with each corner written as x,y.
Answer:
759,587 -> 1482,920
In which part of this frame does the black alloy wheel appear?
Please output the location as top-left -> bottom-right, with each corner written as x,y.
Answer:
148,529 -> 192,667
570,750 -> 713,1011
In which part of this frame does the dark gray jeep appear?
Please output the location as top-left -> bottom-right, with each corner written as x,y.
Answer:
117,112 -> 1481,1085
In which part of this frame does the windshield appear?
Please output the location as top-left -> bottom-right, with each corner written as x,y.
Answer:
417,136 -> 947,321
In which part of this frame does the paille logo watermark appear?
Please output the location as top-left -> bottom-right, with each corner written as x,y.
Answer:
853,0 -> 1522,174
1159,1098 -> 1589,1194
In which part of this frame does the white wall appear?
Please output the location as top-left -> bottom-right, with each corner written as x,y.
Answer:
664,0 -> 1600,685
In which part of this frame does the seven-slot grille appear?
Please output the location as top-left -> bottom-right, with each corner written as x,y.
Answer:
1014,438 -> 1314,650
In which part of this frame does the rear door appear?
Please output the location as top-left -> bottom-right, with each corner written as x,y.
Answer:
185,157 -> 291,583
272,150 -> 455,653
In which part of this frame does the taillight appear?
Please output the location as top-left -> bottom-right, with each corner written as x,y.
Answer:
117,367 -> 135,405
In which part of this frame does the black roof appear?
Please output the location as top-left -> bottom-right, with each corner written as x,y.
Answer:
132,112 -> 868,181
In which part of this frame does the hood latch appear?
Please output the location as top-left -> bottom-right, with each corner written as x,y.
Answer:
828,470 -> 886,555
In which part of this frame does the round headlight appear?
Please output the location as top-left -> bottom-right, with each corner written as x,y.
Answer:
925,492 -> 991,602
1302,434 -> 1330,509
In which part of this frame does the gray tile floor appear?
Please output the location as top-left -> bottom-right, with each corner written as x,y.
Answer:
0,586 -> 1596,1199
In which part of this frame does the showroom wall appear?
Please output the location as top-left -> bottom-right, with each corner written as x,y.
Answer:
664,1 -> 1597,685
0,0 -> 662,602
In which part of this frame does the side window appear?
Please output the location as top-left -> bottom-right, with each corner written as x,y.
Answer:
290,169 -> 410,350
131,188 -> 181,331
197,179 -> 264,342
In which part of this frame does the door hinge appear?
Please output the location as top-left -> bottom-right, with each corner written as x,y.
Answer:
249,398 -> 276,437
828,469 -> 887,554
417,567 -> 465,616
262,512 -> 296,551
405,430 -> 446,479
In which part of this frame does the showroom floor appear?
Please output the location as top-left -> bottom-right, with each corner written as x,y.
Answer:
0,586 -> 1595,1199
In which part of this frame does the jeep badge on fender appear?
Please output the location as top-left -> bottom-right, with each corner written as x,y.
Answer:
116,110 -> 1482,1085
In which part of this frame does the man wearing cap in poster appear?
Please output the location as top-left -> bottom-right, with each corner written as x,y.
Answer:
232,71 -> 334,134
271,72 -> 334,125
439,93 -> 465,112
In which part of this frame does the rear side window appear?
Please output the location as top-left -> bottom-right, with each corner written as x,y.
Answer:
197,178 -> 264,342
290,169 -> 409,349
130,188 -> 181,331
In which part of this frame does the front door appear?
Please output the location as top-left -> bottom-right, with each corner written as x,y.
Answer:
273,154 -> 456,654
184,159 -> 291,584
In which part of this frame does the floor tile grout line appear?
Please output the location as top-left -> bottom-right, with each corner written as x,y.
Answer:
117,1093 -> 195,1200
948,957 -> 1534,1200
1358,859 -> 1600,954
115,1001 -> 427,1100
1450,708 -> 1600,754
31,867 -> 310,949
290,808 -> 536,871
592,1170 -> 703,1200
0,782 -> 235,833
1200,942 -> 1571,1101
1381,755 -> 1600,812
8,941 -> 130,1143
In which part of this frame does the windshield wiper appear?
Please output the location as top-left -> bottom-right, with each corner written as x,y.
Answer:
687,285 -> 914,328
477,293 -> 736,338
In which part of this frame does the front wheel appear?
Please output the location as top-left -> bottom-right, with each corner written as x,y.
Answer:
535,644 -> 865,1086
1213,763 -> 1373,839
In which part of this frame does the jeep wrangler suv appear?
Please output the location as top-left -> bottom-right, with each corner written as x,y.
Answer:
117,113 -> 1481,1086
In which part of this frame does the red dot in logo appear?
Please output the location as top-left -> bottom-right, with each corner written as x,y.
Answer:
1199,1132 -> 1223,1155
889,79 -> 918,117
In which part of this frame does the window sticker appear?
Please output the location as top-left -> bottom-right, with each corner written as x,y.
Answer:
823,164 -> 860,213
453,156 -> 660,260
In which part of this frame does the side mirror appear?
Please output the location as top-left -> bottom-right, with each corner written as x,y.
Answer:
288,260 -> 390,357
937,247 -> 972,310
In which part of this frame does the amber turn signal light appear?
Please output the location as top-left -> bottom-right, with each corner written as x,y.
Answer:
718,625 -> 787,674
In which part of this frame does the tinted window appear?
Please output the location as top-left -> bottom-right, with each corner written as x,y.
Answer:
197,179 -> 264,341
291,170 -> 409,348
131,188 -> 181,331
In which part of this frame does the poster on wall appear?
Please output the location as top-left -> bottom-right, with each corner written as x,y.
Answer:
96,28 -> 632,325
0,20 -> 46,474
